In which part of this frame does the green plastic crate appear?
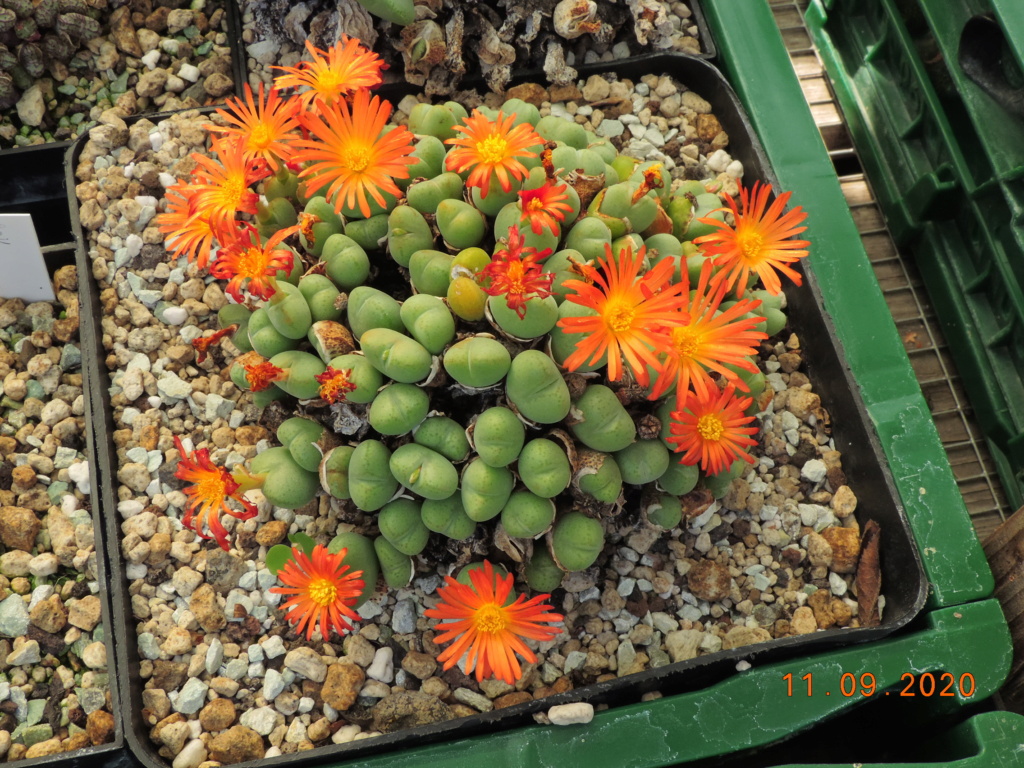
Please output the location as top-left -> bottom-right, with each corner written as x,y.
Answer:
803,0 -> 978,243
809,0 -> 1024,507
905,0 -> 1024,186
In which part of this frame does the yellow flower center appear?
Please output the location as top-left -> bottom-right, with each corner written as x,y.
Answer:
307,577 -> 338,607
477,134 -> 511,165
527,197 -> 545,213
603,297 -> 636,333
315,68 -> 341,95
195,472 -> 229,506
472,604 -> 508,635
340,142 -> 372,173
697,413 -> 725,442
505,260 -> 526,294
671,325 -> 701,358
222,173 -> 248,207
237,246 -> 268,279
249,123 -> 272,151
736,229 -> 765,262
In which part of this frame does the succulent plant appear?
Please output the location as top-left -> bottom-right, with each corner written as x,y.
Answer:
160,47 -> 807,615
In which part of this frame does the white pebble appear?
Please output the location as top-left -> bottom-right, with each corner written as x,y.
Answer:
125,234 -> 143,259
162,307 -> 188,326
547,702 -> 594,726
149,132 -> 164,151
706,149 -> 732,174
67,461 -> 91,494
178,63 -> 201,82
726,160 -> 744,178
122,163 -> 134,178
159,172 -> 177,187
367,647 -> 394,683
141,50 -> 162,70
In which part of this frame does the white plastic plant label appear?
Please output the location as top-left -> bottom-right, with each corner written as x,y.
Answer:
0,214 -> 55,302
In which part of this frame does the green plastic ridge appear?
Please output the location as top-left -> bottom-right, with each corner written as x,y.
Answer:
709,0 -> 993,608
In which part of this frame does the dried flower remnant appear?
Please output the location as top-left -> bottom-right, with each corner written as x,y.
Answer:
157,185 -> 219,269
298,212 -> 321,247
667,384 -> 759,476
694,181 -> 810,298
293,88 -> 417,218
425,561 -> 564,684
648,261 -> 767,406
270,545 -> 365,640
273,36 -> 385,109
558,243 -> 687,386
479,228 -> 555,319
445,110 -> 542,195
243,358 -> 286,392
210,223 -> 298,302
208,83 -> 300,171
192,325 -> 238,364
315,366 -> 357,404
189,137 -> 270,241
172,436 -> 258,551
631,163 -> 665,204
553,0 -> 603,39
519,181 -> 573,235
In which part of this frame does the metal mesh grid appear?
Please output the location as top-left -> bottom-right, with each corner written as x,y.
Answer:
766,0 -> 1013,539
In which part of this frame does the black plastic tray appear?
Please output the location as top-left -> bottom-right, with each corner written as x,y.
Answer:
690,0 -> 718,60
69,53 -> 926,768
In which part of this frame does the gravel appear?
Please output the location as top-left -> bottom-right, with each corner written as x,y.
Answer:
0,278 -> 114,760
1,0 -> 239,149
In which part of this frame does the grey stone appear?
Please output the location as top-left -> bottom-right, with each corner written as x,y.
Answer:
173,678 -> 208,714
391,599 -> 416,634
0,594 -> 29,638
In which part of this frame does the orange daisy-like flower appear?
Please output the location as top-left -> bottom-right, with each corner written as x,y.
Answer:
478,227 -> 554,319
192,324 -> 238,364
292,88 -> 417,218
667,384 -> 759,476
272,37 -> 385,110
208,83 -> 300,172
243,359 -> 286,392
173,436 -> 257,551
445,110 -> 542,195
519,181 -> 573,235
424,561 -> 564,685
189,137 -> 270,240
315,366 -> 357,404
648,260 -> 767,406
693,181 -> 810,298
269,545 -> 365,640
558,243 -> 688,386
210,223 -> 298,302
156,184 -> 219,268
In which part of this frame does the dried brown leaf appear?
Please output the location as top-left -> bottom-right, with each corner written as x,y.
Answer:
856,519 -> 882,627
